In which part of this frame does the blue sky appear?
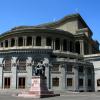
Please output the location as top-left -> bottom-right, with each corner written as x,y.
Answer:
0,0 -> 100,42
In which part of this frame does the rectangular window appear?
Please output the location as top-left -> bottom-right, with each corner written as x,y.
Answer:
88,79 -> 92,87
79,78 -> 83,87
67,78 -> 73,86
18,77 -> 25,89
4,77 -> 10,89
52,78 -> 59,87
79,66 -> 84,73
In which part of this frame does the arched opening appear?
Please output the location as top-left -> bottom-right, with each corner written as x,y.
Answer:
63,39 -> 67,51
18,37 -> 23,46
75,41 -> 80,54
17,58 -> 26,71
46,37 -> 52,46
70,41 -> 73,52
5,40 -> 8,47
1,42 -> 3,47
55,38 -> 60,50
26,36 -> 32,46
11,38 -> 15,47
3,58 -> 11,71
36,36 -> 41,46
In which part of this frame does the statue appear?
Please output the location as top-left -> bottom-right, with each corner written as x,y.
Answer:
34,60 -> 45,76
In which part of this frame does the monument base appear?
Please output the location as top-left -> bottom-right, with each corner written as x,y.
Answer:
18,76 -> 60,98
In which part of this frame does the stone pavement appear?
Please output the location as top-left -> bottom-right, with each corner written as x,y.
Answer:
0,90 -> 100,100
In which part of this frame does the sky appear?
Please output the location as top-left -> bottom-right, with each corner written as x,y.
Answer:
0,0 -> 100,42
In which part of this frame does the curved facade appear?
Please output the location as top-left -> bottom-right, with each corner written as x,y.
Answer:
0,13 -> 99,92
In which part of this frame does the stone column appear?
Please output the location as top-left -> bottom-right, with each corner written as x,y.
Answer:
33,36 -> 36,46
15,37 -> 18,47
73,65 -> 79,92
0,58 -> 3,89
60,39 -> 63,51
44,58 -> 51,89
26,57 -> 32,88
80,40 -> 84,55
41,37 -> 46,46
8,39 -> 11,47
60,64 -> 66,90
11,57 -> 17,89
23,36 -> 27,46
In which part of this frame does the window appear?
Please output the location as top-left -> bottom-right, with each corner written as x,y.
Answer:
79,78 -> 83,87
18,37 -> 23,46
17,58 -> 26,71
4,77 -> 10,89
52,77 -> 59,86
63,39 -> 67,51
46,37 -> 52,46
87,68 -> 92,75
5,40 -> 8,47
97,79 -> 100,86
75,41 -> 80,54
11,38 -> 15,47
67,65 -> 72,72
55,38 -> 60,50
18,77 -> 25,89
51,64 -> 59,71
67,78 -> 73,86
3,58 -> 11,71
70,41 -> 73,52
1,42 -> 3,47
27,37 -> 32,46
36,36 -> 41,46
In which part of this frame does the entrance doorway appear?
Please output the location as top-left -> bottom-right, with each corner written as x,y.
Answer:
4,77 -> 10,89
18,77 -> 25,89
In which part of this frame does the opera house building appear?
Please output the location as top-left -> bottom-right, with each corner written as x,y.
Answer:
0,14 -> 99,92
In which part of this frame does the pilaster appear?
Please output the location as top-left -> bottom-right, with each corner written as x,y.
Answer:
11,57 -> 17,89
26,57 -> 32,88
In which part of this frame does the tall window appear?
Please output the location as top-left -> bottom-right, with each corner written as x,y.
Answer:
17,58 -> 26,71
75,41 -> 80,54
11,38 -> 15,47
88,79 -> 92,87
67,78 -> 73,86
5,40 -> 8,47
3,58 -> 11,71
55,38 -> 60,50
26,37 -> 32,46
46,37 -> 52,46
18,77 -> 25,89
4,77 -> 10,89
63,39 -> 67,51
52,77 -> 59,87
70,41 -> 73,52
36,36 -> 41,46
1,42 -> 3,47
18,37 -> 23,46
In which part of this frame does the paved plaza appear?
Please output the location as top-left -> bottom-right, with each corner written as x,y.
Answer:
0,90 -> 100,100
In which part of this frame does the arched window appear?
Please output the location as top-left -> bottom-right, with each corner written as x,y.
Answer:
46,37 -> 52,46
5,40 -> 8,47
36,36 -> 41,46
75,41 -> 80,54
55,38 -> 60,50
11,38 -> 15,47
26,37 -> 32,46
18,37 -> 23,46
63,39 -> 67,51
3,58 -> 11,71
17,58 -> 26,71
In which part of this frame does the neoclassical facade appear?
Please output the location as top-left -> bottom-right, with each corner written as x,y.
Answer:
0,13 -> 99,92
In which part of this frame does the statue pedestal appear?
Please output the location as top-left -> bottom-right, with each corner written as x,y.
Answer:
18,76 -> 60,98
